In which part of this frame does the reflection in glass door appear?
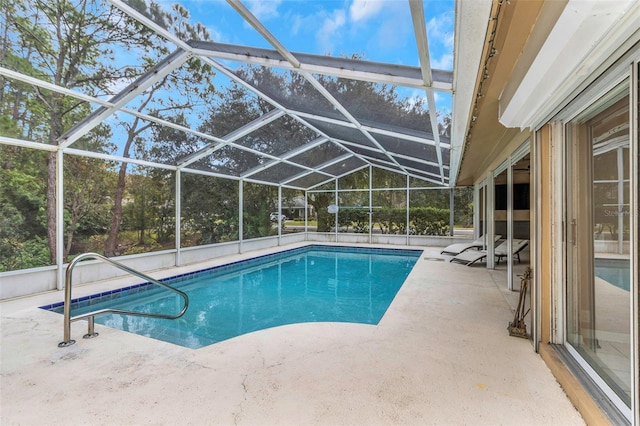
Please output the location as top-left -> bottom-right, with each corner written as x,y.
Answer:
510,154 -> 531,328
565,80 -> 631,414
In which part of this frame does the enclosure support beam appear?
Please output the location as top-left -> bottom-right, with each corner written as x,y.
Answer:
0,136 -> 57,152
58,49 -> 190,149
507,163 -> 514,291
56,149 -> 65,291
220,0 -> 420,183
279,154 -> 356,189
473,183 -> 481,241
109,0 -> 193,51
278,186 -> 282,245
225,0 -> 301,68
189,41 -> 454,91
176,169 -> 182,266
239,180 -> 244,253
195,48 -> 387,184
304,190 -> 309,236
369,165 -> 373,245
487,172 -> 496,269
178,109 -> 285,168
299,71 -> 414,178
242,136 -> 329,180
449,188 -> 455,236
334,179 -> 339,243
241,137 -> 339,182
406,175 -> 411,245
288,110 -> 449,149
409,0 -> 445,184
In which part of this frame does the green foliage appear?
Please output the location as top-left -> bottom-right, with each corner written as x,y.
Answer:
0,0 -> 462,271
243,182 -> 277,239
316,61 -> 431,131
309,192 -> 333,232
372,168 -> 406,189
63,151 -> 116,257
373,208 -> 407,234
326,205 -> 450,236
338,168 -> 369,190
338,209 -> 370,233
0,146 -> 50,270
0,236 -> 50,272
181,174 -> 239,246
410,207 -> 450,236
352,206 -> 450,236
453,187 -> 474,228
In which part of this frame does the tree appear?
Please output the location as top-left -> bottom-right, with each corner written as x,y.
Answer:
0,146 -> 49,270
307,192 -> 334,232
181,174 -> 238,246
103,2 -> 216,257
242,182 -> 277,239
2,0 -> 167,263
63,154 -> 114,258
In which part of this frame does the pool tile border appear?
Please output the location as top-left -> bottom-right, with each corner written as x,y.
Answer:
40,245 -> 423,312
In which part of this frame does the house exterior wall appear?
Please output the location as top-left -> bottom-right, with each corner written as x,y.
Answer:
467,68 -> 638,421
457,1 -> 639,422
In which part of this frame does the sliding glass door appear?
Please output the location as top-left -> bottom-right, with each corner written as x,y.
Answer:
565,79 -> 632,414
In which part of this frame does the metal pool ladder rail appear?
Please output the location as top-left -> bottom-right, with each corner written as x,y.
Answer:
58,252 -> 189,348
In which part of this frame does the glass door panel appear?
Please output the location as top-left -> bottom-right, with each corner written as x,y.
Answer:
511,154 -> 531,333
566,80 -> 631,410
494,168 -> 507,256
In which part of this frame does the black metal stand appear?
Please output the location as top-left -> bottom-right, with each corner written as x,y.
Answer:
508,267 -> 531,339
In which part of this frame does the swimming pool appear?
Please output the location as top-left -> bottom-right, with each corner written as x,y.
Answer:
43,245 -> 421,349
595,258 -> 630,291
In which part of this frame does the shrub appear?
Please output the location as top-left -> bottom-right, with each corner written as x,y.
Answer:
410,207 -> 450,236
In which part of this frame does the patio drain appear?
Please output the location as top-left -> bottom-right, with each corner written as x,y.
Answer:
423,257 -> 445,261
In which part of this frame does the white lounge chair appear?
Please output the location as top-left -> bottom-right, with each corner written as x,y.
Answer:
450,239 -> 529,266
440,234 -> 502,256
495,239 -> 529,264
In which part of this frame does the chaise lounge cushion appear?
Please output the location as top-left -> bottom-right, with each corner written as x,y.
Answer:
440,235 -> 501,256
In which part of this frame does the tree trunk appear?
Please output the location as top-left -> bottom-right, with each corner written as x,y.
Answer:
104,115 -> 152,257
65,227 -> 74,258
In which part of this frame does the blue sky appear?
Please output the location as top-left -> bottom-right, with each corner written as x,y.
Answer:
107,1 -> 455,160
175,0 -> 454,70
117,1 -> 455,119
167,0 -> 455,117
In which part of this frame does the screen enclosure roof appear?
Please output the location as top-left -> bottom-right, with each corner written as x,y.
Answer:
3,0 -> 470,190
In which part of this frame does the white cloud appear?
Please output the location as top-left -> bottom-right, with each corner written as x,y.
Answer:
317,9 -> 347,53
290,14 -> 303,36
246,0 -> 283,21
427,13 -> 454,50
349,0 -> 385,23
206,25 -> 225,43
290,12 -> 316,37
374,6 -> 411,51
431,53 -> 453,70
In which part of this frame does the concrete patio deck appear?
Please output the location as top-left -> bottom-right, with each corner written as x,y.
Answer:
0,244 -> 584,425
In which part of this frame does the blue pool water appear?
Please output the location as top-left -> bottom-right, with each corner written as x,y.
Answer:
595,258 -> 630,291
43,246 -> 421,349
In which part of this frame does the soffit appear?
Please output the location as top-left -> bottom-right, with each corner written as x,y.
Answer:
456,0 -> 544,186
499,0 -> 639,129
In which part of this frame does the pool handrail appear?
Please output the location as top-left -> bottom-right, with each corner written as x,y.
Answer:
58,252 -> 189,347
